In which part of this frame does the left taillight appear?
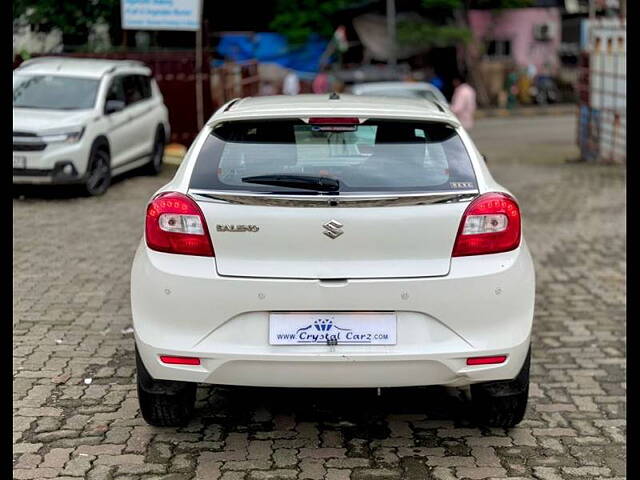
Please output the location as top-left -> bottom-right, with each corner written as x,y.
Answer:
145,192 -> 214,257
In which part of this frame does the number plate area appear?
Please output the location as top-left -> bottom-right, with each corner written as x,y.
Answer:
269,312 -> 397,345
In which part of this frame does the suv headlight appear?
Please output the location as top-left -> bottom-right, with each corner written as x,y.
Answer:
39,127 -> 85,144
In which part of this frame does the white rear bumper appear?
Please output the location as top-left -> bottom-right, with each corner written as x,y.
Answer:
131,242 -> 535,388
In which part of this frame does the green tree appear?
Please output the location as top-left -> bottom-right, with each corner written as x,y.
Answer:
269,0 -> 361,45
398,0 -> 531,106
397,0 -> 532,49
13,0 -> 120,48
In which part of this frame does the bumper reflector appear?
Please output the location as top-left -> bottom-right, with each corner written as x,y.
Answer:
466,355 -> 507,366
160,355 -> 201,366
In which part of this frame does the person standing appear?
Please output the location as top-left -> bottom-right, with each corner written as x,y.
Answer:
282,70 -> 301,95
259,80 -> 278,96
450,74 -> 477,130
505,67 -> 519,109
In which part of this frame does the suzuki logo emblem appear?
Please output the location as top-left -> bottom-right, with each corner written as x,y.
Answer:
323,220 -> 343,239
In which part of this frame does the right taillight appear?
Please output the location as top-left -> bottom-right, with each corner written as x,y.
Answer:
145,192 -> 214,257
452,192 -> 521,257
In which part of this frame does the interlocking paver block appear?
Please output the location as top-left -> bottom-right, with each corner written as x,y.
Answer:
13,116 -> 626,479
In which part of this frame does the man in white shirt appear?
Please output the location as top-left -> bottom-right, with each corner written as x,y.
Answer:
282,70 -> 301,95
450,74 -> 477,130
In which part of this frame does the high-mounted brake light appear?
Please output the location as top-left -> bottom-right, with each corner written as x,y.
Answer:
452,192 -> 521,257
145,192 -> 214,257
308,117 -> 360,125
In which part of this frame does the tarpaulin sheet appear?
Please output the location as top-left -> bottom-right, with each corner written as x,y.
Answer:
216,33 -> 329,75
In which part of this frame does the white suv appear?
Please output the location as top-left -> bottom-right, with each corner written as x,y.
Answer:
131,94 -> 535,427
13,57 -> 170,195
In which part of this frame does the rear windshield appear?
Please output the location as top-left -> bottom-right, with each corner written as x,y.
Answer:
189,119 -> 478,194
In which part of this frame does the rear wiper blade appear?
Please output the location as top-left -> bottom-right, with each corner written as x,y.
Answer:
241,174 -> 340,192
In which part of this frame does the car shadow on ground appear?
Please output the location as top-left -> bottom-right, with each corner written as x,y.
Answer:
192,384 -> 476,431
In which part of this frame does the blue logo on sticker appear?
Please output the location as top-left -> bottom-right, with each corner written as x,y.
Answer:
295,318 -> 351,335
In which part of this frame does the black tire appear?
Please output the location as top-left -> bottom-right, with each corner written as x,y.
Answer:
470,347 -> 530,428
83,145 -> 111,196
136,348 -> 196,427
144,127 -> 165,175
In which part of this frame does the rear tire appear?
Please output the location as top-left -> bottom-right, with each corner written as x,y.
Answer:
470,347 -> 530,427
144,127 -> 165,175
136,348 -> 196,427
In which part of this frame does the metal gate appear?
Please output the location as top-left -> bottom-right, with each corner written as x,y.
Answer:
577,17 -> 626,163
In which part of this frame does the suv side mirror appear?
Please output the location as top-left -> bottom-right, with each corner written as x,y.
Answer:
105,99 -> 125,114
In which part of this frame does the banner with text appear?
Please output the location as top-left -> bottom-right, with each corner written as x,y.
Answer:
121,0 -> 201,31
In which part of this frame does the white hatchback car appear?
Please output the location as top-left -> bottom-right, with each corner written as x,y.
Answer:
13,57 -> 170,195
131,94 -> 535,427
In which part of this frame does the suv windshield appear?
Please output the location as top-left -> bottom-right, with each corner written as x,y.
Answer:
190,119 -> 477,194
13,74 -> 100,110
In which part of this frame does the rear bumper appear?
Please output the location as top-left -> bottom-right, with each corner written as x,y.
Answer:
136,336 -> 531,388
131,242 -> 535,388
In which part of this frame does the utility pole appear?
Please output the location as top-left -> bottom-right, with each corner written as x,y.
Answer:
386,0 -> 396,66
195,9 -> 204,129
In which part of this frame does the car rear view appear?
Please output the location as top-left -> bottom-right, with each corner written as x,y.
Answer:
131,95 -> 534,428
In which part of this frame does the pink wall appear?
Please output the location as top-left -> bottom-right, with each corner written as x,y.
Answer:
468,8 -> 561,73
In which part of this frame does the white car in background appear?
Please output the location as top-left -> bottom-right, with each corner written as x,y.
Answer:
350,81 -> 448,105
13,57 -> 170,195
131,94 -> 535,428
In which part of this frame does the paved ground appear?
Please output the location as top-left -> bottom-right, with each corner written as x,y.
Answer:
13,115 -> 626,480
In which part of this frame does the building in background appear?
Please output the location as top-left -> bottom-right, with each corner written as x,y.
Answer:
468,5 -> 562,106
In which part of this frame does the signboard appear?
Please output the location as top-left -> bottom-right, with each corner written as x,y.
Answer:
121,0 -> 202,31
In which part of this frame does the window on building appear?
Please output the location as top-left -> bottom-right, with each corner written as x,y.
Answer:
486,40 -> 512,58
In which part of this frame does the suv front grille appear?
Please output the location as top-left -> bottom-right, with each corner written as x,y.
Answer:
13,131 -> 46,151
13,143 -> 47,151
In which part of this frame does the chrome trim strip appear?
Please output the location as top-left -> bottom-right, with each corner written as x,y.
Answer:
188,189 -> 478,207
13,136 -> 47,145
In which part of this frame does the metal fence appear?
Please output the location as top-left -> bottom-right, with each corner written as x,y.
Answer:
577,17 -> 626,163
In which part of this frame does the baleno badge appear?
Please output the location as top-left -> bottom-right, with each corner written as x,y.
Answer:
216,225 -> 259,232
323,220 -> 343,239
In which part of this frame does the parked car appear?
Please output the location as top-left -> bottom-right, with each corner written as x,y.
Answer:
13,57 -> 170,195
131,94 -> 535,428
350,81 -> 448,105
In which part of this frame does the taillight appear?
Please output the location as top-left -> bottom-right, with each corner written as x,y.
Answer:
452,192 -> 521,257
145,192 -> 214,257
